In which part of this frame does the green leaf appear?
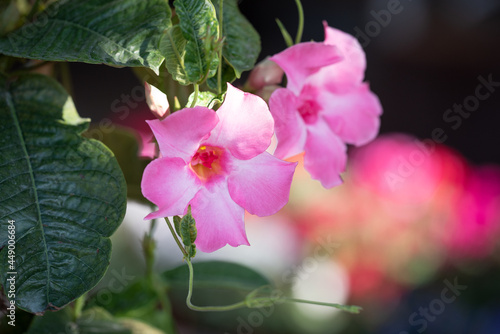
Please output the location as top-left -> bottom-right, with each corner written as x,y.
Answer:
212,0 -> 261,77
87,279 -> 157,317
173,215 -> 182,237
180,208 -> 196,247
174,0 -> 220,83
179,207 -> 197,258
186,90 -> 219,108
0,74 -> 127,314
159,25 -> 190,85
0,0 -> 171,74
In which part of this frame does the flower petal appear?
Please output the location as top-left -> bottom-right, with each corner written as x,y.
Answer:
228,152 -> 297,216
304,120 -> 347,188
270,42 -> 342,95
141,157 -> 201,219
269,88 -> 307,159
206,84 -> 273,160
319,83 -> 382,146
146,107 -> 219,162
321,21 -> 366,86
189,182 -> 249,253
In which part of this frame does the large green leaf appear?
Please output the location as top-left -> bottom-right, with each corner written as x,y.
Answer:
88,279 -> 157,317
212,0 -> 260,77
159,25 -> 190,85
174,0 -> 220,83
0,74 -> 127,314
0,0 -> 171,74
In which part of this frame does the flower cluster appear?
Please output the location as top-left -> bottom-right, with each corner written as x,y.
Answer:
141,24 -> 382,252
269,22 -> 382,188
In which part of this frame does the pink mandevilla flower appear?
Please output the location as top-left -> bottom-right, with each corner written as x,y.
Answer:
269,22 -> 382,188
141,84 -> 297,252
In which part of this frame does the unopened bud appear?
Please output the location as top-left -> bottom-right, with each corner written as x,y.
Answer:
144,82 -> 170,120
246,57 -> 284,91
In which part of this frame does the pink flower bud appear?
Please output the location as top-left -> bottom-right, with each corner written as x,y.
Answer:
144,82 -> 170,120
246,57 -> 284,91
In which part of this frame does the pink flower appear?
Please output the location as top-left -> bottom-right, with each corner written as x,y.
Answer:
448,166 -> 500,258
141,84 -> 297,252
269,22 -> 382,188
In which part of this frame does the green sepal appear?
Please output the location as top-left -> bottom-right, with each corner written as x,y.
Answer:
173,216 -> 182,238
180,206 -> 197,247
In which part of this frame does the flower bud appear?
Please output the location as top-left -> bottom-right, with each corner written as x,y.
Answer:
246,57 -> 284,91
144,82 -> 170,120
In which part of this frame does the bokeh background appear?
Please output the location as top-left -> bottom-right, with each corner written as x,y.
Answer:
66,0 -> 500,333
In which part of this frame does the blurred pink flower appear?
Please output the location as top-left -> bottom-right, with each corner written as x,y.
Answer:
350,134 -> 448,206
448,166 -> 500,258
141,84 -> 297,252
109,108 -> 157,159
269,22 -> 382,188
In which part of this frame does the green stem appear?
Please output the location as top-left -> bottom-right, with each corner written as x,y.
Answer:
185,258 -> 247,312
57,62 -> 73,97
190,84 -> 200,108
164,217 -> 188,258
217,0 -> 224,95
165,216 -> 247,312
149,217 -> 157,237
144,216 -> 157,282
294,0 -> 304,44
73,293 -> 86,320
282,297 -> 362,313
151,274 -> 174,321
